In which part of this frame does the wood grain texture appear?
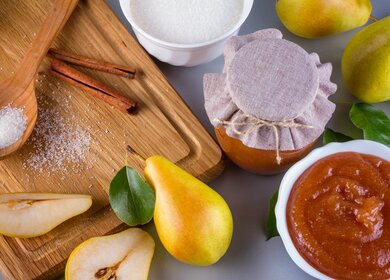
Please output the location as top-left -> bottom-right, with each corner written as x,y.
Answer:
0,0 -> 224,279
0,0 -> 78,158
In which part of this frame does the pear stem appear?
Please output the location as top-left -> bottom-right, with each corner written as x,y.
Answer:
127,145 -> 146,162
125,149 -> 129,166
370,15 -> 378,22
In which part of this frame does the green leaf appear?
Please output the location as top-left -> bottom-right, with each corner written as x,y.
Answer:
109,166 -> 155,226
266,190 -> 279,241
323,128 -> 354,144
350,103 -> 390,147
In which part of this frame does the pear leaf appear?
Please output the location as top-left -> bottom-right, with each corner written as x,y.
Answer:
350,103 -> 390,147
109,166 -> 155,226
323,128 -> 354,144
266,190 -> 279,241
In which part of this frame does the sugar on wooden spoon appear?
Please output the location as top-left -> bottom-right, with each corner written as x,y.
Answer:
0,0 -> 79,158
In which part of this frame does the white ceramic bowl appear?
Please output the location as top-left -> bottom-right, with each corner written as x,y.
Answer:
275,140 -> 390,280
119,0 -> 254,67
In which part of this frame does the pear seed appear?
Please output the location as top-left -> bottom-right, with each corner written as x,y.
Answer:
95,268 -> 117,280
95,268 -> 108,278
5,200 -> 34,210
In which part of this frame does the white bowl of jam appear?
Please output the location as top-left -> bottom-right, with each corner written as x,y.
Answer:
275,140 -> 390,280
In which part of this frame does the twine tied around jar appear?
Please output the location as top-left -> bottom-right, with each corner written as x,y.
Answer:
214,114 -> 314,165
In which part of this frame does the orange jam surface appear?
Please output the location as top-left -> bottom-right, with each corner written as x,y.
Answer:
287,152 -> 390,280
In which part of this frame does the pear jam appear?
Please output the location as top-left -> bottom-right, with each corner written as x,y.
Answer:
287,152 -> 390,280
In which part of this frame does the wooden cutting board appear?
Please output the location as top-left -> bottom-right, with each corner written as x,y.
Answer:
0,1 -> 224,279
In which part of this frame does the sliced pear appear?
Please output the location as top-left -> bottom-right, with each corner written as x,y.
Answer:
0,193 -> 92,238
65,228 -> 155,280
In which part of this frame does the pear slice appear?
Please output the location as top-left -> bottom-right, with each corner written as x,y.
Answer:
65,228 -> 155,280
0,193 -> 92,238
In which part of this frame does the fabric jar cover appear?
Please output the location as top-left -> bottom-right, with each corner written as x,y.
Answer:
204,29 -> 337,156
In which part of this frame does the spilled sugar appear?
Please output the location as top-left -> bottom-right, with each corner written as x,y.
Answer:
23,78 -> 93,175
130,0 -> 244,44
0,105 -> 27,149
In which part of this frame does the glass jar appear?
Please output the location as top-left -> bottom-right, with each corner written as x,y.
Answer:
215,127 -> 317,175
204,29 -> 337,175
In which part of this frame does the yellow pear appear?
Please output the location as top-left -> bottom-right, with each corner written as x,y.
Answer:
342,16 -> 390,103
276,0 -> 372,38
144,155 -> 233,266
65,228 -> 155,280
0,193 -> 92,238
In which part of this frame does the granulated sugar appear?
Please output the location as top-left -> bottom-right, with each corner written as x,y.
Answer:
24,90 -> 92,174
130,0 -> 244,44
0,105 -> 27,149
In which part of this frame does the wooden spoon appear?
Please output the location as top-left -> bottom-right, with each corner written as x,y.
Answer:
0,0 -> 79,158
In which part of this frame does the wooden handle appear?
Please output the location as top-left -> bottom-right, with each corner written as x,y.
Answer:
15,0 -> 79,86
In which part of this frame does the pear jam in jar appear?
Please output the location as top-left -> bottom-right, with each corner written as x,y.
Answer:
204,29 -> 337,174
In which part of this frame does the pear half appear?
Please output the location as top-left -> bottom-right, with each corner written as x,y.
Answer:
65,228 -> 155,280
0,193 -> 92,238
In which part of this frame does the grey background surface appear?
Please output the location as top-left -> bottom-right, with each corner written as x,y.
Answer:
2,1 -> 390,279
104,1 -> 390,279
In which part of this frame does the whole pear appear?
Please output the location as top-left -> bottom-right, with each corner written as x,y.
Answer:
144,155 -> 233,266
275,0 -> 372,38
342,16 -> 390,103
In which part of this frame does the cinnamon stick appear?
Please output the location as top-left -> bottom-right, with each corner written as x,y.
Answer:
50,58 -> 137,114
48,48 -> 136,79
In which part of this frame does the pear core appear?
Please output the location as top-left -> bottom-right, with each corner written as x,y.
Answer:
0,193 -> 92,238
65,228 -> 155,280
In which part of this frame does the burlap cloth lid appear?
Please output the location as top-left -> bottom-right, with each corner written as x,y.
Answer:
204,29 -> 337,154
